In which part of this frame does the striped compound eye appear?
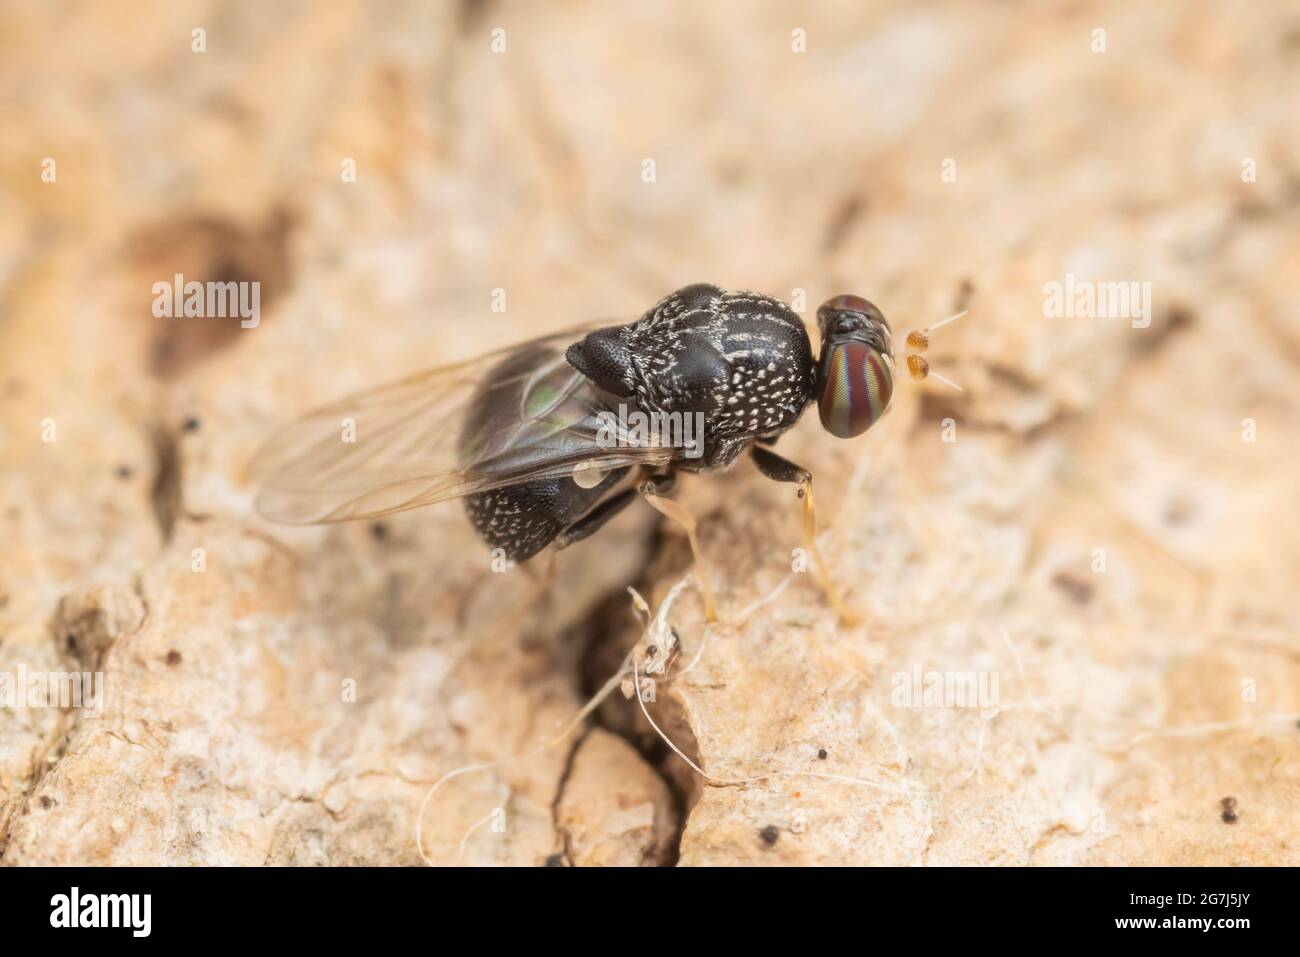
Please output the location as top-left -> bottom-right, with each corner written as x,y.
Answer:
818,339 -> 894,438
815,295 -> 894,438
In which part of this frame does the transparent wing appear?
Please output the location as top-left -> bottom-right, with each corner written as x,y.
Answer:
251,324 -> 681,524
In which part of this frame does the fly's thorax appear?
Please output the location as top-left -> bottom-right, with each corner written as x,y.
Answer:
712,349 -> 815,441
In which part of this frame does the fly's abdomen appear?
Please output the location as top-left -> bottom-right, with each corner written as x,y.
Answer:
457,339 -> 628,561
464,470 -> 624,563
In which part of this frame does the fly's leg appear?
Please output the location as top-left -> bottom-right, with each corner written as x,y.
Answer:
523,546 -> 558,588
553,488 -> 638,550
638,471 -> 719,623
751,445 -> 859,625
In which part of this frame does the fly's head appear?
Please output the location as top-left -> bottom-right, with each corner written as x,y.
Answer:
814,295 -> 894,439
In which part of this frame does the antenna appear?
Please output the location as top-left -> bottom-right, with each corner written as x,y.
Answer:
903,309 -> 966,392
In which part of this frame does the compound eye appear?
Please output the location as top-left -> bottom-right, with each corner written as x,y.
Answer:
818,341 -> 894,439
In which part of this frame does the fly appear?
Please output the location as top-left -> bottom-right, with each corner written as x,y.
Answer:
251,283 -> 961,623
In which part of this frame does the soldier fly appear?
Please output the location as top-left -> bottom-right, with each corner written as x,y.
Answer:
252,284 -> 958,623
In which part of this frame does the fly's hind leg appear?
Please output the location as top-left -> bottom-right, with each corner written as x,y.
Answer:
521,546 -> 557,591
553,487 -> 638,551
751,445 -> 859,625
637,471 -> 719,623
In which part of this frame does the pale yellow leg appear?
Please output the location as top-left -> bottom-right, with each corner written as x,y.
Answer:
798,478 -> 860,627
639,482 -> 719,623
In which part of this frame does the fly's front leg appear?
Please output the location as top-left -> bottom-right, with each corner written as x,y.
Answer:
638,470 -> 719,623
751,445 -> 859,625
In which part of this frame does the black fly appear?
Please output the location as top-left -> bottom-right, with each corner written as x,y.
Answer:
252,284 -> 955,622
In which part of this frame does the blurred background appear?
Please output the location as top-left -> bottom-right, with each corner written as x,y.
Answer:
0,1 -> 1297,865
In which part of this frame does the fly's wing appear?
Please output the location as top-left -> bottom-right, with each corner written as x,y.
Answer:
251,324 -> 681,524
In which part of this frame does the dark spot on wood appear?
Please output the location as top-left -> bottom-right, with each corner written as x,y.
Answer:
115,465 -> 133,480
182,416 -> 201,433
458,0 -> 496,34
1163,495 -> 1196,527
1219,796 -> 1238,824
953,277 -> 975,313
822,192 -> 866,252
715,157 -> 747,186
986,362 -> 1037,393
1132,303 -> 1194,358
65,634 -> 77,653
818,748 -> 828,760
759,825 -> 780,846
1052,571 -> 1094,605
370,522 -> 388,542
916,392 -> 965,426
39,796 -> 53,810
150,425 -> 181,543
544,852 -> 565,867
126,209 -> 296,379
165,650 -> 182,666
